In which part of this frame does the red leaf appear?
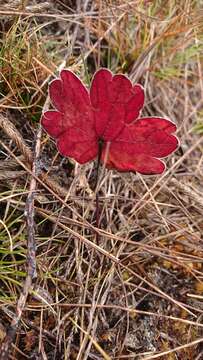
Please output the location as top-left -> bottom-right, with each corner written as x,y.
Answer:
41,111 -> 63,138
90,69 -> 144,140
42,70 -> 97,163
104,152 -> 166,175
41,69 -> 179,175
56,127 -> 98,164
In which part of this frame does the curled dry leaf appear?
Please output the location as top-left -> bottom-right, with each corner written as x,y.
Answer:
41,69 -> 179,175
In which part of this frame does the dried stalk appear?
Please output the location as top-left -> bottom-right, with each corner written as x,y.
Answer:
0,123 -> 41,359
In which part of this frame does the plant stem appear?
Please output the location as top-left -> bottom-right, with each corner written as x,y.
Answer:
94,139 -> 103,242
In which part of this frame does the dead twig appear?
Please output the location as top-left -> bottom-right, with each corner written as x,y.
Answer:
0,124 -> 42,359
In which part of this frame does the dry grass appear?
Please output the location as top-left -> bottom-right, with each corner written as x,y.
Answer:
0,0 -> 203,359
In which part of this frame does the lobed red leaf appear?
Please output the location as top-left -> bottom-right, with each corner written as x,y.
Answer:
41,68 -> 179,175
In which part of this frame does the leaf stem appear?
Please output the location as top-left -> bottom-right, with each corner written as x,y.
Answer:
94,139 -> 103,241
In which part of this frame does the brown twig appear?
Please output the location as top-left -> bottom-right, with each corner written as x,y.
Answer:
0,114 -> 33,165
0,123 -> 42,359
